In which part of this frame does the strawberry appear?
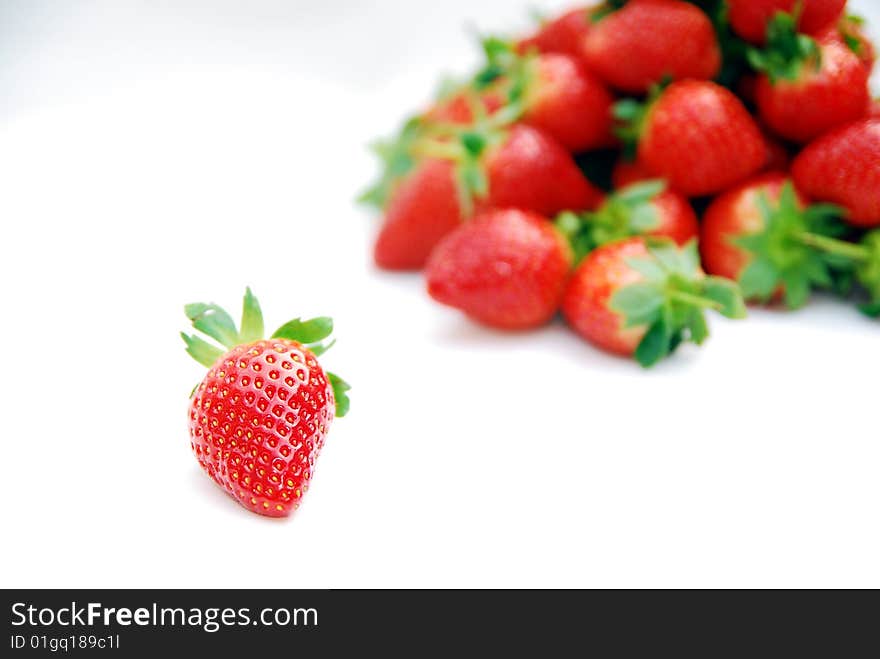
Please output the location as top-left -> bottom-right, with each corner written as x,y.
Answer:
373,123 -> 602,270
792,119 -> 880,228
562,237 -> 746,366
557,180 -> 698,262
870,99 -> 880,119
181,289 -> 350,518
517,6 -> 595,58
728,0 -> 846,45
816,14 -> 877,72
373,159 -> 463,270
749,15 -> 870,143
426,208 -> 572,329
699,174 -> 863,308
763,133 -> 791,173
580,0 -> 721,93
476,40 -> 615,151
615,80 -> 766,197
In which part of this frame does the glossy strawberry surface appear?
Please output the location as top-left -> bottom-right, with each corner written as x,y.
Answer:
189,339 -> 335,518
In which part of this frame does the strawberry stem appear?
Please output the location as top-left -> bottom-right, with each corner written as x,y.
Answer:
667,290 -> 724,311
795,232 -> 870,261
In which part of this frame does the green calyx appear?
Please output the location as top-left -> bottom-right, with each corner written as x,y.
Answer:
746,12 -> 821,83
181,288 -> 350,417
613,83 -> 668,160
358,116 -> 424,210
610,240 -> 747,368
734,181 -> 854,309
590,0 -> 627,23
556,180 -> 667,263
855,231 -> 880,317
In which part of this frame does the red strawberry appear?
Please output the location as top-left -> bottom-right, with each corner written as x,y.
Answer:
700,174 -> 853,307
426,208 -> 572,329
792,118 -> 880,228
728,0 -> 846,44
562,237 -> 746,366
374,159 -> 463,270
616,80 -> 766,197
517,6 -> 594,58
763,133 -> 791,173
751,19 -> 869,143
475,123 -> 605,214
477,41 -> 615,151
424,89 -> 505,125
556,180 -> 698,262
869,99 -> 880,119
611,158 -> 656,189
816,14 -> 877,72
374,124 -> 602,270
580,0 -> 721,93
522,53 -> 615,151
182,289 -> 350,518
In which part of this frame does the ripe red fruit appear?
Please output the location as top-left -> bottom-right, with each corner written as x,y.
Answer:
426,208 -> 572,329
699,174 -> 846,307
374,159 -> 463,271
762,134 -> 791,173
581,0 -> 721,93
617,80 -> 766,197
517,7 -> 594,58
522,53 -> 615,152
728,0 -> 846,44
556,180 -> 698,262
182,290 -> 350,518
477,123 -> 605,214
816,15 -> 877,72
792,118 -> 880,228
754,40 -> 869,143
562,237 -> 746,366
475,41 -> 615,151
869,99 -> 880,119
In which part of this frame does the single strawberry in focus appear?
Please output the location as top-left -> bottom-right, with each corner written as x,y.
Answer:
699,174 -> 851,308
562,237 -> 746,366
580,0 -> 721,93
426,208 -> 572,329
615,80 -> 766,197
556,180 -> 698,262
728,0 -> 846,45
749,15 -> 869,143
792,119 -> 880,228
182,289 -> 350,518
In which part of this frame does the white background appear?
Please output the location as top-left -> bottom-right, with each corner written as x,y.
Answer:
1,0 -> 877,589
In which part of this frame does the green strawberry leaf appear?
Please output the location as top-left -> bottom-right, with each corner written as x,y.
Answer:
307,338 -> 337,358
738,257 -> 781,301
328,372 -> 351,418
181,332 -> 224,369
634,319 -> 671,368
702,277 -> 748,319
272,317 -> 334,344
239,287 -> 265,343
747,12 -> 821,83
687,309 -> 710,345
358,117 -> 423,209
185,302 -> 240,349
611,282 -> 665,328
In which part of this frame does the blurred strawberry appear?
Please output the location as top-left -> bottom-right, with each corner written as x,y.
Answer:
792,118 -> 880,228
580,0 -> 721,93
562,237 -> 746,366
611,158 -> 657,189
749,14 -> 869,143
816,14 -> 876,72
615,80 -> 766,197
517,6 -> 596,58
728,0 -> 845,45
426,208 -> 572,329
556,180 -> 698,262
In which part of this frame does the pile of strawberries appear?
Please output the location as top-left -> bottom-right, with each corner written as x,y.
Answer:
363,0 -> 880,366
